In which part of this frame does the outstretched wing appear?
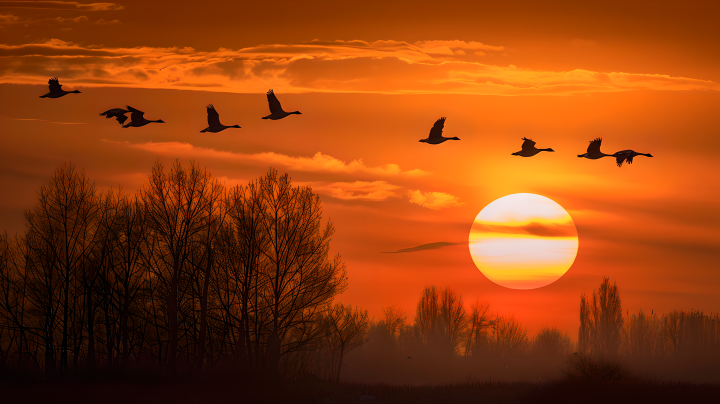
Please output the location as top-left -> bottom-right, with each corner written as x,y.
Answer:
428,117 -> 446,139
267,89 -> 284,114
587,137 -> 602,154
126,105 -> 145,121
206,104 -> 221,126
48,77 -> 62,93
521,137 -> 536,151
614,150 -> 632,167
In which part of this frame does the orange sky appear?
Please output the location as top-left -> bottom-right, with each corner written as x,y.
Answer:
1,0 -> 719,338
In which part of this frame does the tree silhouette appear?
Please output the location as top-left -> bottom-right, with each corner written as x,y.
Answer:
579,277 -> 623,357
327,303 -> 369,382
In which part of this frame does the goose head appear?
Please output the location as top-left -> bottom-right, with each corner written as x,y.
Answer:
291,111 -> 302,115
70,90 -> 81,94
419,139 -> 427,143
231,124 -> 241,128
156,119 -> 165,123
545,148 -> 555,152
450,137 -> 460,140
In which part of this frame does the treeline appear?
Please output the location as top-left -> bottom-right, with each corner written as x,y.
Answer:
579,278 -> 720,358
367,285 -> 573,360
0,162 -> 369,380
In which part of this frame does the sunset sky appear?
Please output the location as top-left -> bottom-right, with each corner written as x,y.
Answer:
1,0 -> 719,337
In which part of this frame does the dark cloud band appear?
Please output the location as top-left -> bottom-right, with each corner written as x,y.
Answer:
383,241 -> 463,254
0,1 -> 124,11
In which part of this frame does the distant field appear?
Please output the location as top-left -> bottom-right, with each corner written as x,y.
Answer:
2,376 -> 719,404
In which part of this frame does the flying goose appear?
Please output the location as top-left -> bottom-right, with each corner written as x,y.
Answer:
122,106 -> 165,128
613,150 -> 654,167
511,137 -> 554,157
419,117 -> 460,144
578,138 -> 613,160
39,77 -> 81,98
262,89 -> 301,120
201,104 -> 241,133
100,108 -> 129,125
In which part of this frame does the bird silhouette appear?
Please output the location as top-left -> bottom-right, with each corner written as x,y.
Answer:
100,108 -> 129,125
419,117 -> 460,144
578,138 -> 613,160
511,137 -> 554,157
201,104 -> 241,133
613,150 -> 654,167
262,89 -> 301,120
39,77 -> 81,98
122,106 -> 165,128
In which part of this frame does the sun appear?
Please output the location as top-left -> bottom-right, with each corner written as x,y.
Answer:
468,193 -> 578,290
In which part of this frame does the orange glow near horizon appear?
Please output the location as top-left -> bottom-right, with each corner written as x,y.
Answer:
469,194 -> 578,290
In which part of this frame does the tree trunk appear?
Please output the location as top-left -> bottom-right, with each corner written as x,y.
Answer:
196,251 -> 213,372
268,329 -> 280,378
61,273 -> 69,371
86,285 -> 95,372
335,345 -> 345,383
121,294 -> 130,365
105,300 -> 113,369
234,320 -> 248,375
168,274 -> 179,373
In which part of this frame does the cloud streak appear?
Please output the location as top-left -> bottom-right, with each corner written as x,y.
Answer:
1,39 -> 717,96
382,241 -> 463,253
108,140 -> 428,177
0,115 -> 88,124
0,1 -> 124,11
472,221 -> 577,238
309,181 -> 401,201
408,190 -> 463,210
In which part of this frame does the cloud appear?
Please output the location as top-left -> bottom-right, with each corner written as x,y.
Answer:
0,115 -> 88,125
52,15 -> 88,23
473,221 -> 577,238
1,39 -> 718,96
309,181 -> 401,201
94,18 -> 119,24
408,190 -> 463,210
0,13 -> 18,24
107,141 -> 428,177
0,1 -> 124,11
383,241 -> 463,253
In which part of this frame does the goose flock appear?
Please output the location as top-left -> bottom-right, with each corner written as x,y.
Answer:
41,78 -> 654,167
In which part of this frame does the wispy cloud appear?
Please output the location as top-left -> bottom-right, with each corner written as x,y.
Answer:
0,1 -> 124,11
107,140 -> 428,177
383,241 -> 463,253
0,115 -> 88,125
1,39 -> 717,95
472,221 -> 577,238
408,190 -> 463,210
309,181 -> 401,201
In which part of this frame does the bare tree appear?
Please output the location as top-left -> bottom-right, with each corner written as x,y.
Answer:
463,301 -> 493,357
532,327 -> 572,356
142,160 -> 222,372
23,164 -> 98,372
492,314 -> 527,357
415,285 -> 439,346
438,287 -> 467,354
326,303 -> 369,382
257,169 -> 347,376
214,178 -> 269,374
579,277 -> 623,357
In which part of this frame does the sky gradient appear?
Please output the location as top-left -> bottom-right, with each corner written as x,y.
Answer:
1,0 -> 719,338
